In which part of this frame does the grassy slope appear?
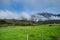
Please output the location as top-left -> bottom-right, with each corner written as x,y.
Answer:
0,25 -> 60,40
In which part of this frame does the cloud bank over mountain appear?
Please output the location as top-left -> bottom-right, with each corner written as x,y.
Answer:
0,0 -> 60,20
0,10 -> 60,21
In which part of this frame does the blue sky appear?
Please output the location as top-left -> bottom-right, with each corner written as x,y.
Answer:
0,0 -> 60,19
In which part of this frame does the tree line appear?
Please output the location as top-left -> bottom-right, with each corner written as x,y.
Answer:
0,19 -> 60,26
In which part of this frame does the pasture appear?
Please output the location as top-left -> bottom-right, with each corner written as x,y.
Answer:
0,25 -> 60,40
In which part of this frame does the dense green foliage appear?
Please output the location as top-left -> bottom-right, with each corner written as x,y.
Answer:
0,19 -> 60,26
0,19 -> 34,26
0,25 -> 60,40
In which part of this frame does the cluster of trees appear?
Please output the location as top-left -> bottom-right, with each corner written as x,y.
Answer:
0,19 -> 60,26
42,20 -> 60,24
0,19 -> 37,26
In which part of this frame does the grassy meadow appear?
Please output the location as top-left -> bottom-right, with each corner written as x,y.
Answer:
0,25 -> 60,40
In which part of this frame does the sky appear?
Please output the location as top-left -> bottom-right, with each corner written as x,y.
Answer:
0,0 -> 60,19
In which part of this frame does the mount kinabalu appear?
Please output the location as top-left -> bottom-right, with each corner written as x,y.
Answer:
32,13 -> 60,21
39,13 -> 60,17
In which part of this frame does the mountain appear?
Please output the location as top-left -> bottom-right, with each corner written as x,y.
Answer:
31,13 -> 60,21
37,13 -> 56,18
57,14 -> 60,17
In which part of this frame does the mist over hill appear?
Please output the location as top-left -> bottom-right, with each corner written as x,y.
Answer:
31,12 -> 60,21
0,10 -> 60,21
0,12 -> 60,21
37,13 -> 60,20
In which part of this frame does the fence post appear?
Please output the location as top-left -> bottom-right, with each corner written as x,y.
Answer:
27,33 -> 28,40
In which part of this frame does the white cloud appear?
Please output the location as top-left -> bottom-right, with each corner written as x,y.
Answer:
50,16 -> 60,20
0,10 -> 20,19
0,10 -> 32,20
0,10 -> 60,20
20,12 -> 31,20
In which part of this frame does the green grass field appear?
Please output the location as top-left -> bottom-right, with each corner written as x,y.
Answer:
0,25 -> 60,40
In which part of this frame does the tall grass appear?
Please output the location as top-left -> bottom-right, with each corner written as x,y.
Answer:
0,25 -> 60,40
